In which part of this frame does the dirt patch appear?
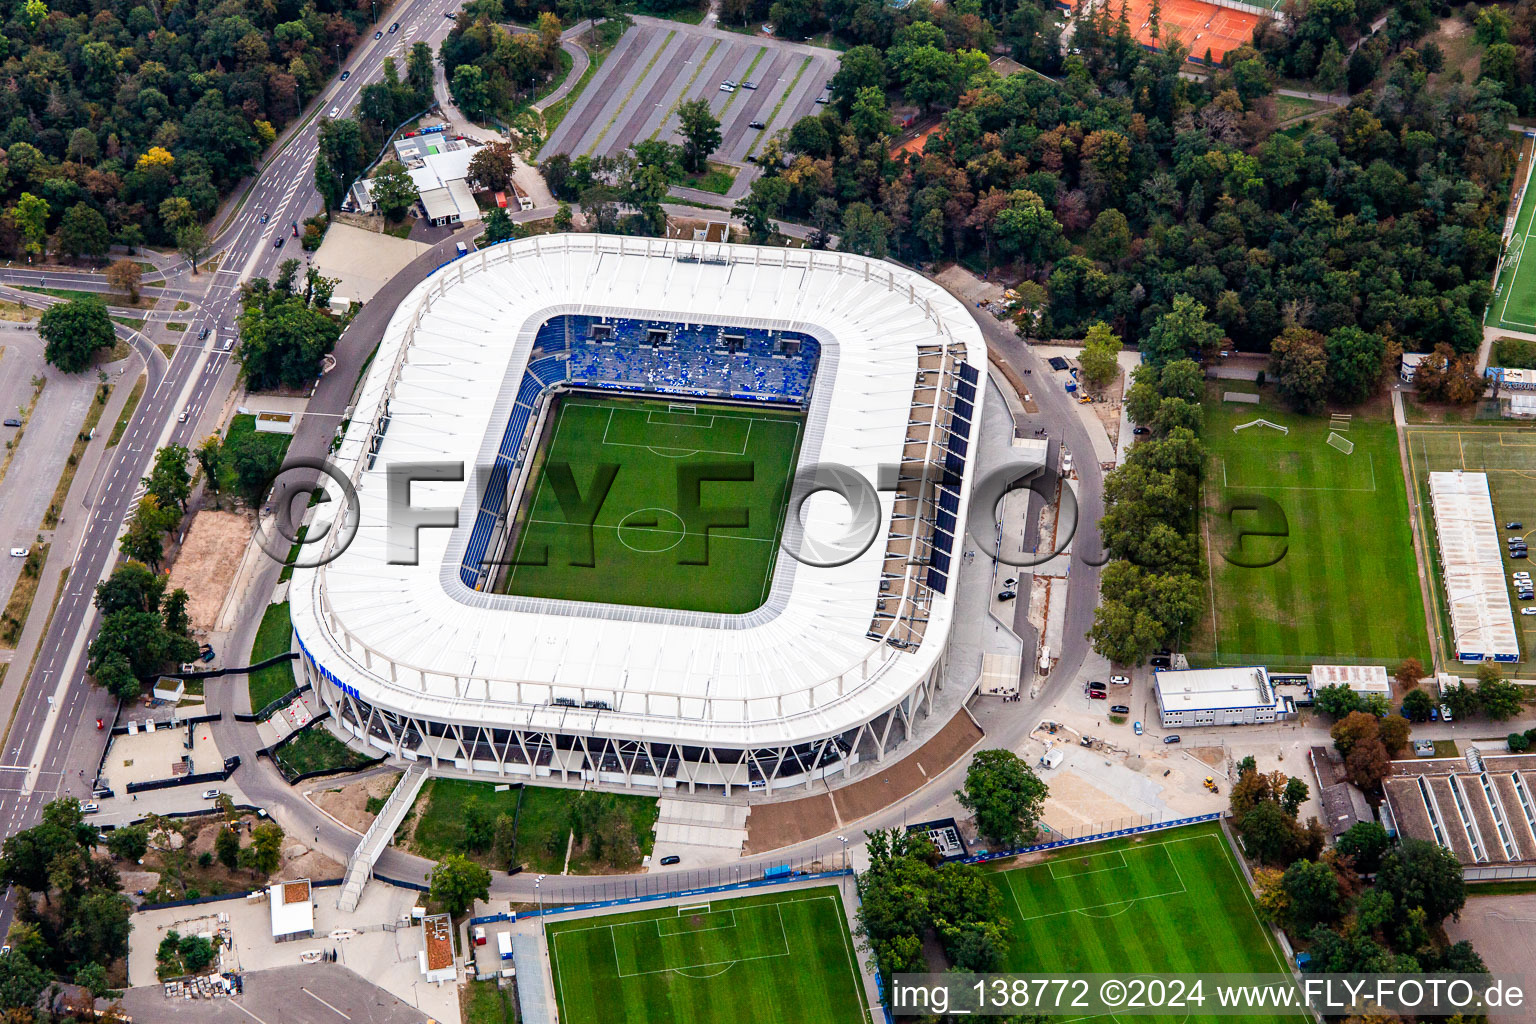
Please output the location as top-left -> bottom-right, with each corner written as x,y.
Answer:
312,770 -> 403,834
1446,895 -> 1536,1024
277,844 -> 344,882
166,510 -> 253,631
833,710 -> 984,822
1188,745 -> 1226,769
742,794 -> 837,854
1041,769 -> 1140,830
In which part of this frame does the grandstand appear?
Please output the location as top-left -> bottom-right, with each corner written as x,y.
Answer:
288,235 -> 986,795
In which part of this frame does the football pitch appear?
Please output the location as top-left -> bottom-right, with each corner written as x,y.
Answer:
497,395 -> 803,614
1406,424 -> 1536,668
545,887 -> 871,1024
1192,387 -> 1429,669
991,822 -> 1304,1024
1489,138 -> 1536,333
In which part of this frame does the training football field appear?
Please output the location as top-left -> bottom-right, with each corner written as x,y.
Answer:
546,887 -> 871,1024
1193,387 -> 1429,669
992,822 -> 1304,1024
498,395 -> 803,614
1489,139 -> 1536,333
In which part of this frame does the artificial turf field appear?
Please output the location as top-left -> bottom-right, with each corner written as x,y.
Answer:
497,395 -> 803,613
546,886 -> 870,1024
1488,136 -> 1536,333
1406,423 -> 1536,669
991,822 -> 1304,1024
1193,385 -> 1429,669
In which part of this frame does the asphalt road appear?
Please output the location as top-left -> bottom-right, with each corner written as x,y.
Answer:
0,0 -> 463,935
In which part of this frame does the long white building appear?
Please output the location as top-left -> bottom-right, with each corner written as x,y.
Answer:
288,235 -> 985,794
1428,471 -> 1518,663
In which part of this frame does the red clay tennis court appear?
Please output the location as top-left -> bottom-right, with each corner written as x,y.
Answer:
1075,0 -> 1268,64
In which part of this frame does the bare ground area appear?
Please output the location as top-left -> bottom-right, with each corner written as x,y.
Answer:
1445,895 -> 1536,1024
166,510 -> 253,631
1040,770 -> 1141,830
312,770 -> 402,834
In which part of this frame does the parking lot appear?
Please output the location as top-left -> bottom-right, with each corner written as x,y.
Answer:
540,18 -> 840,171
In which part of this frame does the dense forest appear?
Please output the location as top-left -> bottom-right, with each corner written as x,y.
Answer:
0,0 -> 392,258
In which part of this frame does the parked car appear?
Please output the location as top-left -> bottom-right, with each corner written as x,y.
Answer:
997,590 -> 1016,601
1089,690 -> 1107,700
8,548 -> 26,557
82,803 -> 100,814
1132,426 -> 1149,435
1110,705 -> 1130,714
1441,704 -> 1453,722
1163,735 -> 1181,744
1133,721 -> 1143,735
202,789 -> 221,800
1110,675 -> 1130,685
748,120 -> 766,129
1088,680 -> 1106,691
719,82 -> 736,93
1509,522 -> 1524,530
660,855 -> 681,866
2,418 -> 20,427
1429,706 -> 1439,721
1149,655 -> 1171,668
1525,607 -> 1536,616
742,80 -> 757,89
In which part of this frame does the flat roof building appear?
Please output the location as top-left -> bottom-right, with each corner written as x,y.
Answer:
1311,664 -> 1390,696
419,913 -> 455,984
1153,666 -> 1292,728
1382,754 -> 1536,874
1427,471 -> 1519,662
269,879 -> 314,942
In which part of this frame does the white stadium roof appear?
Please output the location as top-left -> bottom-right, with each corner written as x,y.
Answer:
1428,471 -> 1519,663
290,235 -> 985,748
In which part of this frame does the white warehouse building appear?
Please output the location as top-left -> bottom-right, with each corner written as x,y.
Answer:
1427,471 -> 1519,663
288,235 -> 986,795
1153,667 -> 1294,728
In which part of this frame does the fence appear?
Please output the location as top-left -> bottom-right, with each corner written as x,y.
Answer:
960,812 -> 1224,865
173,651 -> 297,683
140,877 -> 343,913
125,756 -> 241,794
1465,863 -> 1536,882
261,712 -> 387,785
236,682 -> 313,723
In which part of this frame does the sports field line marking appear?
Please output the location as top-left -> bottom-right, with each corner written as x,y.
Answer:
1046,848 -> 1127,879
1214,452 -> 1377,492
1496,148 -> 1536,330
612,903 -> 792,978
758,416 -> 803,607
553,892 -> 840,936
656,907 -> 738,936
677,903 -> 711,914
523,519 -> 777,544
1002,849 -> 1187,922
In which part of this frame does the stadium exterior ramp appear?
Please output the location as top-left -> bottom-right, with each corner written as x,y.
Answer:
289,234 -> 986,795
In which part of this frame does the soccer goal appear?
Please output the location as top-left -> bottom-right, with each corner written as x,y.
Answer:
1327,432 -> 1355,455
1232,419 -> 1289,435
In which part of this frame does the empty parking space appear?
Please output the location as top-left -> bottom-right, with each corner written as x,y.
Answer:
540,18 -> 839,172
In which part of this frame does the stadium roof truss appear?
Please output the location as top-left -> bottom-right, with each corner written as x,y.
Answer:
289,235 -> 987,792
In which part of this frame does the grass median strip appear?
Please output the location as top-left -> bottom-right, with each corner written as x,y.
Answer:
586,29 -> 676,156
0,543 -> 47,649
0,567 -> 67,749
745,56 -> 810,159
107,372 -> 145,448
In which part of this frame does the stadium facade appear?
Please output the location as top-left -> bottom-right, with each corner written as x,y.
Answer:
289,235 -> 986,794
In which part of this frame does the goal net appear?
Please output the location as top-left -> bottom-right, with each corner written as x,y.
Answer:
1326,432 -> 1355,455
1232,419 -> 1289,435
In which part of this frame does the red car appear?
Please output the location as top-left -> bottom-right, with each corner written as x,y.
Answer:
1090,690 -> 1107,700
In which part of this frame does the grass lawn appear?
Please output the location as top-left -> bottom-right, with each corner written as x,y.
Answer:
221,413 -> 292,494
273,725 -> 372,779
546,886 -> 868,1024
0,544 -> 46,648
247,602 -> 297,713
991,822 -> 1303,1024
682,161 -> 737,195
1405,423 -> 1536,669
1270,93 -> 1332,122
405,779 -> 659,873
496,396 -> 802,614
461,979 -> 516,1024
1192,386 -> 1429,670
19,285 -> 153,308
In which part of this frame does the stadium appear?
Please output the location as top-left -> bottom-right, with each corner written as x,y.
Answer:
288,234 -> 986,794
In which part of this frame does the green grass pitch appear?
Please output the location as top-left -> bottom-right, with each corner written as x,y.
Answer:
1193,386 -> 1429,669
496,395 -> 803,614
1406,423 -> 1536,668
991,822 -> 1304,1024
1488,151 -> 1536,333
545,887 -> 870,1024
